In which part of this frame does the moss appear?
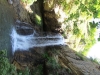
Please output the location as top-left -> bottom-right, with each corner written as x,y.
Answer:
21,0 -> 36,4
35,14 -> 42,26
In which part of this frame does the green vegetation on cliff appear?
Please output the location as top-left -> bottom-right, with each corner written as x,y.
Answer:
15,0 -> 100,59
0,50 -> 30,75
21,0 -> 36,4
58,0 -> 100,55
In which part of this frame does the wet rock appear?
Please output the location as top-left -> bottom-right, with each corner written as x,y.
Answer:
12,50 -> 44,70
15,20 -> 34,35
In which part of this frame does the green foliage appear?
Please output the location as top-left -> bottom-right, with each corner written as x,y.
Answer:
32,65 -> 43,75
98,38 -> 100,41
82,22 -> 96,55
89,57 -> 100,64
35,14 -> 42,26
62,32 -> 67,38
73,21 -> 81,37
21,0 -> 36,4
82,38 -> 96,55
58,0 -> 99,54
0,50 -> 17,75
82,40 -> 96,56
17,67 -> 30,75
89,22 -> 98,28
58,0 -> 68,11
43,53 -> 60,69
0,50 -> 30,75
43,52 -> 62,75
47,57 -> 60,69
75,52 -> 85,60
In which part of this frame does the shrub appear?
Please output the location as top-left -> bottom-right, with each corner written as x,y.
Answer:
32,65 -> 43,75
0,50 -> 17,75
0,50 -> 30,75
98,38 -> 100,41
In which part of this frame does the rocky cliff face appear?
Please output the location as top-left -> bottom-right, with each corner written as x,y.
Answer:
43,0 -> 67,33
12,46 -> 100,75
11,0 -> 43,31
10,0 -> 66,33
1,0 -> 100,75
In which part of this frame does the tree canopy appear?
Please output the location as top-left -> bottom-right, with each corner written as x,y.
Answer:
58,0 -> 100,55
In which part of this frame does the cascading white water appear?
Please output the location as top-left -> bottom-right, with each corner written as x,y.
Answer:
11,27 -> 65,53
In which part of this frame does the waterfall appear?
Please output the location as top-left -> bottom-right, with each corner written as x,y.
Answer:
11,22 -> 65,53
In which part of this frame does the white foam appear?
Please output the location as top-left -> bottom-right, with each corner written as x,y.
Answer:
11,27 -> 65,53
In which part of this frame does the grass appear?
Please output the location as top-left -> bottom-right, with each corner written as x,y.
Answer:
75,52 -> 85,60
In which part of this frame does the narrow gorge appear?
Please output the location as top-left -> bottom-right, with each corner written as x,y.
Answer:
0,0 -> 100,75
